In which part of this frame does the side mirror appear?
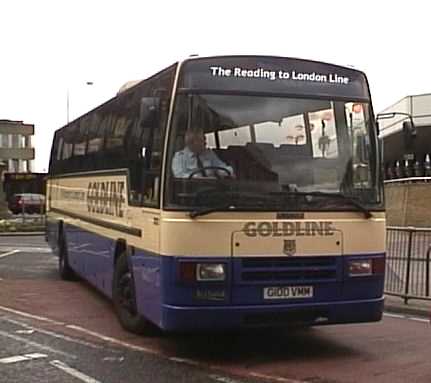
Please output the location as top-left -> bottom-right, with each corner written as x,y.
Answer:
354,163 -> 370,184
402,120 -> 416,137
355,134 -> 368,162
403,120 -> 417,150
378,137 -> 384,164
140,97 -> 160,128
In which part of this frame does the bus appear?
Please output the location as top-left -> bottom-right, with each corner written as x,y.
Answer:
46,55 -> 385,334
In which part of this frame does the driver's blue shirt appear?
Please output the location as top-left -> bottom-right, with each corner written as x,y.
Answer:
172,146 -> 233,178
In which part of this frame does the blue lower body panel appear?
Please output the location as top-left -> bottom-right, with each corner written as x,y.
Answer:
46,219 -> 385,332
156,255 -> 385,331
161,298 -> 384,331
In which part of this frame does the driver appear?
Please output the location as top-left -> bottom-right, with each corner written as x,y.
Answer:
171,129 -> 234,178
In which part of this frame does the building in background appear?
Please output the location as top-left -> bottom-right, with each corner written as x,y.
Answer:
379,94 -> 431,227
378,94 -> 431,179
0,119 -> 35,173
0,120 -> 35,204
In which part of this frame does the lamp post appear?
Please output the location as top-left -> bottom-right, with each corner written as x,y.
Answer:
66,89 -> 69,124
67,82 -> 94,124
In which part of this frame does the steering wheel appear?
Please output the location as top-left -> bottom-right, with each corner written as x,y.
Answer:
187,166 -> 232,180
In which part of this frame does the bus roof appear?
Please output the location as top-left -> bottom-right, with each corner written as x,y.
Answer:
56,55 -> 370,135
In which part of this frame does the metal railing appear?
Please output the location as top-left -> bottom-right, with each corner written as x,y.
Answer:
385,226 -> 431,303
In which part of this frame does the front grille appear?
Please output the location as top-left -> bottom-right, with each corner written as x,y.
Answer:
240,256 -> 337,283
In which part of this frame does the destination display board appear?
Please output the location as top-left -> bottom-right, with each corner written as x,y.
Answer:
178,56 -> 370,100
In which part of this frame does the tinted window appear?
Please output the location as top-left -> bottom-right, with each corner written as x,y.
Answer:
87,113 -> 104,154
127,67 -> 176,207
48,132 -> 62,174
48,63 -> 178,210
165,94 -> 382,211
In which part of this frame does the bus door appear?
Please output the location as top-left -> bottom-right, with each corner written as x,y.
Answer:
230,222 -> 343,305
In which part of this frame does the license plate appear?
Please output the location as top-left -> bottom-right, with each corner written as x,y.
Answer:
263,286 -> 313,300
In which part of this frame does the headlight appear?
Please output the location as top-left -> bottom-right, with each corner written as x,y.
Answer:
196,263 -> 226,281
349,259 -> 372,277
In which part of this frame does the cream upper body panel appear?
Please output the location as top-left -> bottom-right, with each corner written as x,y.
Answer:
47,172 -> 385,258
47,172 -> 160,254
159,211 -> 386,257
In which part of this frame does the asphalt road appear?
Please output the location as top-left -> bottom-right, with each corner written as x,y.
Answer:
0,235 -> 430,383
0,314 -> 247,383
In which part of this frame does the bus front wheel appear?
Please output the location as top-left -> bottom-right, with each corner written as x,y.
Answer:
112,253 -> 156,335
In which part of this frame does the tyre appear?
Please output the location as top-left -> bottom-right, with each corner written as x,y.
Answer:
58,233 -> 75,281
112,253 -> 157,335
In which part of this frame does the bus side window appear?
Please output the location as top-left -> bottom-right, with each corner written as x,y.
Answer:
49,133 -> 63,174
59,123 -> 76,173
129,96 -> 164,207
126,69 -> 174,207
86,112 -> 105,170
71,120 -> 88,172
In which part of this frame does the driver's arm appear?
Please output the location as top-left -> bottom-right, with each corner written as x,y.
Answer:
208,150 -> 234,176
172,151 -> 192,178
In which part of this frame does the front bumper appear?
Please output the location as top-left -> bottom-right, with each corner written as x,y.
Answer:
160,297 -> 384,331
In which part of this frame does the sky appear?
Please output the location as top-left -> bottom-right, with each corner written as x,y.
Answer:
1,0 -> 430,172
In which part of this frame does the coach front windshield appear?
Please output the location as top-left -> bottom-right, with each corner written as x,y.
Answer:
165,93 -> 382,212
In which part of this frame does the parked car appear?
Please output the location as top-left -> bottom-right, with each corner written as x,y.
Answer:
8,193 -> 46,214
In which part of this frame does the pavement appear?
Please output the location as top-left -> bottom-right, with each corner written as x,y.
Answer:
0,231 -> 45,236
384,294 -> 431,319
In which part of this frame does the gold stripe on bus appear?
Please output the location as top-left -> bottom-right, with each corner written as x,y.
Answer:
50,208 -> 142,237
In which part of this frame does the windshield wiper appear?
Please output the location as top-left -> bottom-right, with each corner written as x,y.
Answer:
271,191 -> 373,219
190,189 -> 373,219
189,191 -> 275,218
189,203 -> 238,218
